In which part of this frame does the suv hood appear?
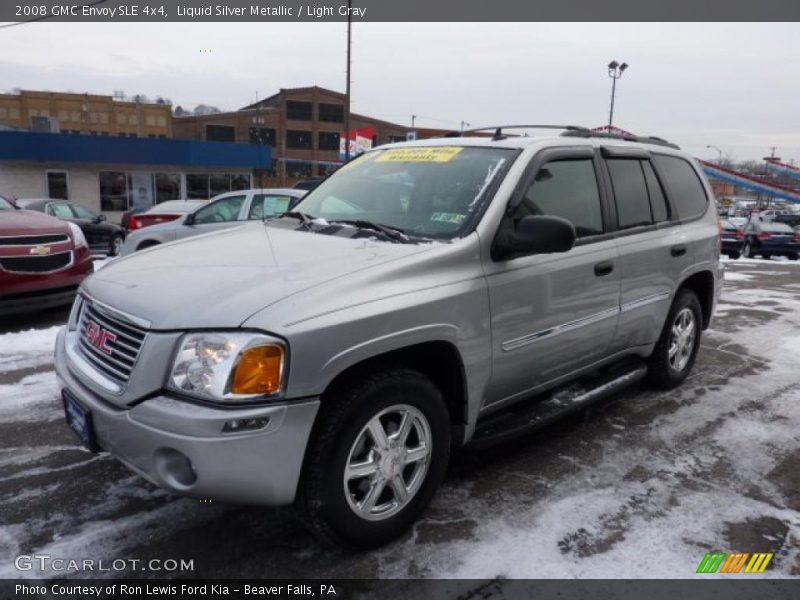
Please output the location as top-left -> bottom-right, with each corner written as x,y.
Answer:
0,209 -> 71,235
82,221 -> 438,329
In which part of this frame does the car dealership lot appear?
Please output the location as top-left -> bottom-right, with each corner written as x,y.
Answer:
1,257 -> 799,580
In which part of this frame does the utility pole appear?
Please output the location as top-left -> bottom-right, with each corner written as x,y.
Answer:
343,0 -> 352,162
411,114 -> 416,128
460,120 -> 469,132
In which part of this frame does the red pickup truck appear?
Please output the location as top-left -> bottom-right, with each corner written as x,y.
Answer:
0,195 -> 94,316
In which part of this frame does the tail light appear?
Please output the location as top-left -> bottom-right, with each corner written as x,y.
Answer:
127,216 -> 142,230
757,231 -> 771,241
734,229 -> 745,240
793,232 -> 800,242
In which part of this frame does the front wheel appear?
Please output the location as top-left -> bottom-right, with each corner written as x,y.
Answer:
646,289 -> 702,389
742,242 -> 754,258
727,251 -> 740,260
298,369 -> 450,549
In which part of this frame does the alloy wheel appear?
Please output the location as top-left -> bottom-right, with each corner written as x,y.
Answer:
668,307 -> 696,372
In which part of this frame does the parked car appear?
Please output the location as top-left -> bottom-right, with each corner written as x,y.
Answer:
123,200 -> 208,233
293,178 -> 325,191
16,199 -> 126,256
741,221 -> 800,259
0,195 -> 93,316
56,130 -> 722,549
773,213 -> 800,229
119,189 -> 305,255
719,219 -> 745,259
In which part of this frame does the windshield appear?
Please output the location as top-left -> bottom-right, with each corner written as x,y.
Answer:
0,197 -> 15,211
292,146 -> 515,240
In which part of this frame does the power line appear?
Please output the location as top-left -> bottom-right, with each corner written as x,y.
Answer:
0,1 -> 108,30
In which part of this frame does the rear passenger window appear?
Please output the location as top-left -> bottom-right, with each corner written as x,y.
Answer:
514,159 -> 603,238
607,159 -> 652,229
642,161 -> 669,222
653,155 -> 708,220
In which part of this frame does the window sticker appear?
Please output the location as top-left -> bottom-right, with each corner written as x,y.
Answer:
430,212 -> 467,224
376,147 -> 464,163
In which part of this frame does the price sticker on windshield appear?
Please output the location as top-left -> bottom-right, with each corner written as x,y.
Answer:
376,147 -> 463,163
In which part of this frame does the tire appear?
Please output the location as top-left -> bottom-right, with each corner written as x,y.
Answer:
109,234 -> 124,257
298,368 -> 450,549
646,289 -> 703,390
789,254 -> 799,261
742,242 -> 754,258
727,251 -> 740,260
762,253 -> 772,260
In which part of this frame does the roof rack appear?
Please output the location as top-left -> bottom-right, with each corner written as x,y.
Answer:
560,129 -> 680,149
445,124 -> 680,149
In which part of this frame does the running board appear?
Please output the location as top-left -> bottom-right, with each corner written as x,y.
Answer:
469,361 -> 648,448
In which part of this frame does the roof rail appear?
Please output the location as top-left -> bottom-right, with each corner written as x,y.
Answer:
446,125 -> 591,141
561,129 -> 680,149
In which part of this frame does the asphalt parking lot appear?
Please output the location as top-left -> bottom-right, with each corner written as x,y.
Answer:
1,257 -> 799,581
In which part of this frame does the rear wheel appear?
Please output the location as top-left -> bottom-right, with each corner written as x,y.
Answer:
762,252 -> 772,260
727,250 -> 740,260
646,289 -> 702,389
742,242 -> 753,258
788,253 -> 799,261
136,240 -> 160,252
298,369 -> 450,549
109,234 -> 124,256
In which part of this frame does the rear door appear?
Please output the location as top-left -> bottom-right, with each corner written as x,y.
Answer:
602,148 -> 693,352
484,147 -> 621,409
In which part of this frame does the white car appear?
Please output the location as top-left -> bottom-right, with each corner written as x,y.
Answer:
120,188 -> 305,255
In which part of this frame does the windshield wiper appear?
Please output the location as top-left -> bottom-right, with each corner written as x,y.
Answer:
330,219 -> 410,243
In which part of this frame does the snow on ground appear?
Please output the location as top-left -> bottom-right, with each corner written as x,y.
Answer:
1,257 -> 799,580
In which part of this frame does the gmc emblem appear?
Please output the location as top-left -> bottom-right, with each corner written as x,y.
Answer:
85,319 -> 117,355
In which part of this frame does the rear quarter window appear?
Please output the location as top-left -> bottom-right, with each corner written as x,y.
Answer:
653,155 -> 709,221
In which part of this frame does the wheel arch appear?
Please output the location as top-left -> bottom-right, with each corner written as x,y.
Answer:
677,270 -> 715,329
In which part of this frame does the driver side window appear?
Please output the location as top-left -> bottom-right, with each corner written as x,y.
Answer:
513,159 -> 604,238
193,195 -> 246,224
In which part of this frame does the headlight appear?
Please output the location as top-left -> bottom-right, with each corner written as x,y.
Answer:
168,332 -> 286,403
67,222 -> 88,249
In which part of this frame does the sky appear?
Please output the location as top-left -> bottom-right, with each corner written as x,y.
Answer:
2,22 -> 800,162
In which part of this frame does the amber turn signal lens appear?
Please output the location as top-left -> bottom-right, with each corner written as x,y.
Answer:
230,345 -> 284,395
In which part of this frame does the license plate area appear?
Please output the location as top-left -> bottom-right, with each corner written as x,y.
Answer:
62,389 -> 101,453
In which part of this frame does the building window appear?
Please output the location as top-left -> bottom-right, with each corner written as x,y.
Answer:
206,124 -> 236,142
146,115 -> 156,126
231,174 -> 251,190
116,113 -> 126,125
287,130 -> 312,149
210,174 -> 232,197
249,127 -> 276,146
388,135 -> 407,143
318,132 -> 340,151
286,100 -> 312,121
99,172 -> 131,211
319,103 -> 344,123
317,163 -> 339,177
186,174 -> 210,199
157,115 -> 167,127
46,171 -> 69,200
285,161 -> 313,179
154,173 -> 181,203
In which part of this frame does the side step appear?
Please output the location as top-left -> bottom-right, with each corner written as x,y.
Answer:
469,360 -> 648,448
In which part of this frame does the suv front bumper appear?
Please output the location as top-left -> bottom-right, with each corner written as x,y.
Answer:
55,328 -> 320,506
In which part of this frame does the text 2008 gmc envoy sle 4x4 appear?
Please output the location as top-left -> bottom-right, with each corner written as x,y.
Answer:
56,127 -> 722,548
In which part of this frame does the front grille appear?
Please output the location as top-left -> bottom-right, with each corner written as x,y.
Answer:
77,300 -> 147,384
0,234 -> 69,246
0,251 -> 72,273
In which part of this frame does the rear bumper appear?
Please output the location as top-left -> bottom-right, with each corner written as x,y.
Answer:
55,328 -> 320,506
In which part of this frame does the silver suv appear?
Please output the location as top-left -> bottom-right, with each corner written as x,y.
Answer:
55,127 -> 722,549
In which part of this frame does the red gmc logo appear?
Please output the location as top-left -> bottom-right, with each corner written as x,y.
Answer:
85,319 -> 117,355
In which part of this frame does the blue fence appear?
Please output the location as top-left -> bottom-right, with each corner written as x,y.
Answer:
0,131 -> 272,168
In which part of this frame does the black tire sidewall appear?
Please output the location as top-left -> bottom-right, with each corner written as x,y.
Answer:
306,372 -> 450,548
648,290 -> 703,388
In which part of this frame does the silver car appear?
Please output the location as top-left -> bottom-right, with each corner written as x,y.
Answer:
119,188 -> 305,255
56,128 -> 722,549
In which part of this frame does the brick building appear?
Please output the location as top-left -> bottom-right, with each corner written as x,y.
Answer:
0,90 -> 173,138
172,86 -> 445,186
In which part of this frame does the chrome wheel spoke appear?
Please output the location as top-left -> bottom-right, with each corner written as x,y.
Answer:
405,444 -> 428,465
393,412 -> 415,444
389,475 -> 409,503
346,458 -> 379,481
360,480 -> 385,513
368,419 -> 390,451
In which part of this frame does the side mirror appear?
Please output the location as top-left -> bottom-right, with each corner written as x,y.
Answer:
494,215 -> 576,260
96,214 -> 106,222
184,213 -> 195,226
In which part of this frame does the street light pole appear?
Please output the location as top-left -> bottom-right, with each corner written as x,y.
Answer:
706,144 -> 723,164
460,120 -> 470,133
607,60 -> 628,130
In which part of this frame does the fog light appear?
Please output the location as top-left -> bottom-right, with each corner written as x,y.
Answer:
222,417 -> 270,433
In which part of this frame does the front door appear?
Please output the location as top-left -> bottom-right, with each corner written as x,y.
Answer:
483,148 -> 621,410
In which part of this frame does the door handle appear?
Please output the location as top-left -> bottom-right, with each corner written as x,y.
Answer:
594,261 -> 614,277
671,245 -> 687,257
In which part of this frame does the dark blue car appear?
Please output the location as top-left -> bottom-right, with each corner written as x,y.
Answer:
741,221 -> 800,260
720,219 -> 746,259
